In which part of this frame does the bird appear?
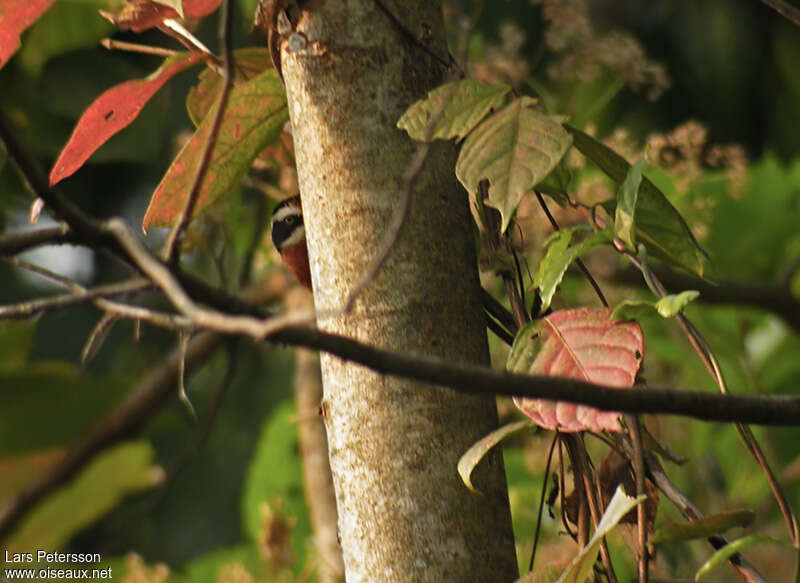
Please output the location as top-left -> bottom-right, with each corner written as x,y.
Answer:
270,194 -> 517,345
271,194 -> 312,288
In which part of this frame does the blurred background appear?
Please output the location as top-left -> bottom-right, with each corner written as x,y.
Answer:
1,0 -> 799,580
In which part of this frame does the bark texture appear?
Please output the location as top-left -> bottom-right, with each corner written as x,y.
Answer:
281,1 -> 518,581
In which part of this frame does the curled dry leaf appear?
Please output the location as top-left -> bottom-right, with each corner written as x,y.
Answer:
100,0 -> 222,33
49,52 -> 204,186
508,307 -> 644,433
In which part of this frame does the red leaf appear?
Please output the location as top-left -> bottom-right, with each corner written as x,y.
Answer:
101,0 -> 222,32
508,307 -> 644,433
0,0 -> 56,69
49,52 -> 203,186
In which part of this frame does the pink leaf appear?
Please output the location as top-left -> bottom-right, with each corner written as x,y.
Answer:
0,0 -> 56,69
49,52 -> 203,186
508,307 -> 644,433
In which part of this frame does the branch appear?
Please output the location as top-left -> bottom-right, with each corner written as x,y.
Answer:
0,278 -> 151,318
616,262 -> 800,333
0,331 -> 226,542
0,224 -> 72,255
760,0 -> 800,25
269,326 -> 800,426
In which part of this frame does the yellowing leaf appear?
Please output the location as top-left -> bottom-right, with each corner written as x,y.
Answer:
458,420 -> 531,493
186,47 -> 272,127
556,486 -> 646,583
5,441 -> 161,553
397,79 -> 511,142
457,97 -> 573,233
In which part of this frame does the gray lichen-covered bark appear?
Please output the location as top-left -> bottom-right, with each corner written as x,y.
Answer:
280,1 -> 518,580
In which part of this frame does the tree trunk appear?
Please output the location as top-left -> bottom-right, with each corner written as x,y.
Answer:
280,2 -> 518,581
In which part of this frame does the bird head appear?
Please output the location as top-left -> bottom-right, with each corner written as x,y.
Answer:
271,195 -> 312,289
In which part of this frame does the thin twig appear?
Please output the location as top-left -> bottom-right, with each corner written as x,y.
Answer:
5,257 -> 193,330
343,143 -> 428,312
0,331 -> 226,542
162,0 -> 236,261
616,436 -> 767,583
634,243 -> 799,551
5,224 -> 800,427
0,224 -> 71,255
566,434 -> 618,582
529,433 -> 559,572
101,39 -> 179,58
485,314 -> 515,345
625,414 -> 649,583
343,79 -> 460,312
760,0 -> 800,24
0,277 -> 151,318
481,288 -> 518,335
614,262 -> 800,333
370,0 -> 456,72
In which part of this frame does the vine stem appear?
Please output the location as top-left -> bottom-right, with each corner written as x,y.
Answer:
162,0 -> 235,261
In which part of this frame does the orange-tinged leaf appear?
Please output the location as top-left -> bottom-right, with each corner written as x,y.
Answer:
49,52 -> 203,186
186,47 -> 271,126
101,0 -> 221,32
142,69 -> 287,230
508,307 -> 643,433
0,0 -> 56,69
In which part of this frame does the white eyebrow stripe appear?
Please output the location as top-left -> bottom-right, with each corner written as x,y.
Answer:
281,225 -> 305,247
272,205 -> 301,223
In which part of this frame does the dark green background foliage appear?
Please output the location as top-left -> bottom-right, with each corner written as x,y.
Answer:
1,0 -> 799,580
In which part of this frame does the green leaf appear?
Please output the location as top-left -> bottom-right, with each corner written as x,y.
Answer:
457,97 -> 573,233
0,321 -> 34,373
242,400 -> 310,571
612,291 -> 699,321
535,159 -> 572,206
5,441 -> 161,553
655,290 -> 700,317
16,0 -> 117,77
695,536 -> 780,581
652,509 -> 755,544
397,79 -> 511,142
458,420 -> 531,493
533,227 -> 612,311
566,124 -> 706,276
556,486 -> 646,583
143,68 -> 288,230
186,47 -> 272,127
0,364 -> 131,456
611,299 -> 655,322
614,158 -> 644,250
